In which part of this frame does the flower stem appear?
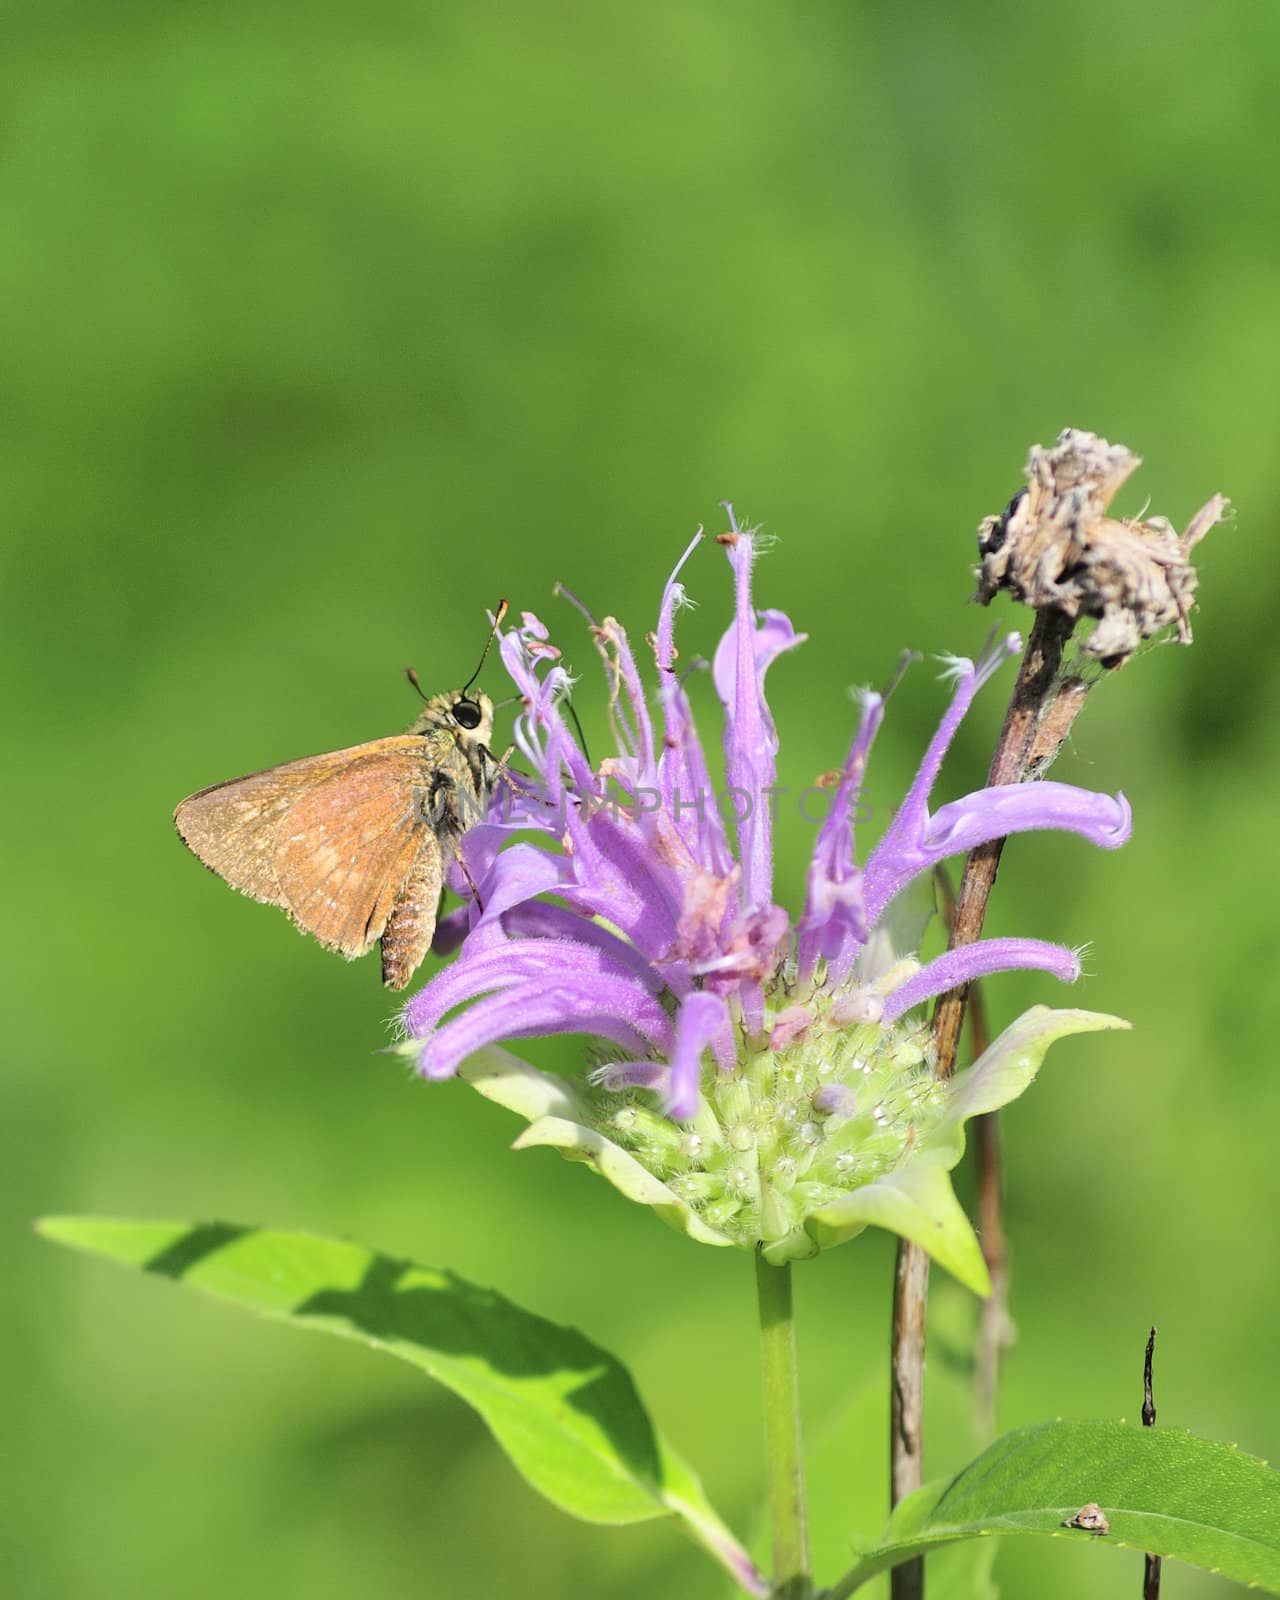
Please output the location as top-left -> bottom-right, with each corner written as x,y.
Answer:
755,1251 -> 812,1600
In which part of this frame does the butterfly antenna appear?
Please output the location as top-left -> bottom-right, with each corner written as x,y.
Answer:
462,599 -> 509,695
404,666 -> 430,702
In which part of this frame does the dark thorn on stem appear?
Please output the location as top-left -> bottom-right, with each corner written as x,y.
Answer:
1143,1326 -> 1162,1600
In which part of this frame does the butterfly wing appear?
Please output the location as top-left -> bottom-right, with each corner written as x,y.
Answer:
175,737 -> 434,959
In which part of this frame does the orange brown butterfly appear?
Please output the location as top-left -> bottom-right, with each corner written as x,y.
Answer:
174,603 -> 509,989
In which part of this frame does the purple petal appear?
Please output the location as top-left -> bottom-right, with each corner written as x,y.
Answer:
499,625 -> 593,798
600,618 -> 657,780
667,992 -> 731,1120
880,938 -> 1081,1024
863,641 -> 1020,901
414,974 -> 676,1080
653,534 -> 735,870
431,906 -> 469,955
923,782 -> 1132,857
500,901 -> 661,986
657,681 -> 735,876
711,526 -> 805,907
865,781 -> 1131,929
404,935 -> 662,1036
797,690 -> 883,979
655,531 -> 704,673
590,1059 -> 668,1091
556,806 -> 684,953
466,842 -> 569,941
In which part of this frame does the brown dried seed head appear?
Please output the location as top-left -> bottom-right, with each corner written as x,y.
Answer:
975,427 -> 1229,662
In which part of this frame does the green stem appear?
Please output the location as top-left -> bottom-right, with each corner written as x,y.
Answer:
755,1251 -> 812,1600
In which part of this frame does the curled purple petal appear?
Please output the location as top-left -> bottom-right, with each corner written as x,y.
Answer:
880,938 -> 1081,1025
657,680 -> 734,876
865,781 -> 1131,928
404,936 -> 663,1037
600,618 -> 657,781
863,641 -> 1018,899
415,975 -> 676,1080
711,525 -> 805,908
500,901 -> 668,988
467,842 -> 569,937
797,689 -> 883,979
667,992 -> 731,1120
590,1060 -> 668,1092
924,782 -> 1132,857
560,808 -> 685,963
655,531 -> 703,673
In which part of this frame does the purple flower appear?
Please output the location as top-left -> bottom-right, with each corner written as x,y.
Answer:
398,518 -> 1131,1280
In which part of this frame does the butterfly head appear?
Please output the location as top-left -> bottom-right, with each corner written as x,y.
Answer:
412,689 -> 495,748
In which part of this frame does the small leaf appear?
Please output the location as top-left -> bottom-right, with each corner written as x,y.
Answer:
800,1152 -> 989,1293
936,1007 -> 1129,1143
512,1117 -> 737,1249
458,1044 -> 590,1122
829,1418 -> 1280,1596
38,1217 -> 765,1597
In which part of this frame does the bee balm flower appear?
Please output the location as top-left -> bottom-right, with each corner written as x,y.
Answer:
400,519 -> 1130,1286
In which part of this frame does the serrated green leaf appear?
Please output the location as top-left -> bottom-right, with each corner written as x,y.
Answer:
38,1216 -> 765,1596
828,1418 -> 1280,1596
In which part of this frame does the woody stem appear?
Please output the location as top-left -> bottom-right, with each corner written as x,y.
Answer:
889,608 -> 1085,1600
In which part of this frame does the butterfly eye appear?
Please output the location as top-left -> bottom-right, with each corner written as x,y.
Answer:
453,699 -> 483,731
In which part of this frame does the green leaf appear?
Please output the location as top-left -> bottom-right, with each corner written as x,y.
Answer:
38,1216 -> 765,1597
829,1418 -> 1280,1596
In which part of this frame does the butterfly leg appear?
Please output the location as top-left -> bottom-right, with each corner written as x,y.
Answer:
454,850 -> 486,913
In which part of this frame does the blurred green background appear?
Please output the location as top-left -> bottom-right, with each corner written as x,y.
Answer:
5,1 -> 1278,1595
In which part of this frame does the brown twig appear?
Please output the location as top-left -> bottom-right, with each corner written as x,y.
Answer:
887,431 -> 1223,1599
968,988 -> 1012,1443
889,611 -> 1085,1600
1143,1327 -> 1162,1600
933,868 -> 1006,1442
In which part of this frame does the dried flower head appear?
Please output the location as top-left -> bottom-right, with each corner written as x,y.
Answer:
976,428 -> 1228,662
397,518 -> 1131,1283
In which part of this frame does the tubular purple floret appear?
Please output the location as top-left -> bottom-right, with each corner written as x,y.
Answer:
667,992 -> 733,1120
879,938 -> 1082,1025
656,530 -> 704,672
710,530 -> 806,911
797,687 -> 884,981
415,976 -> 675,1081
